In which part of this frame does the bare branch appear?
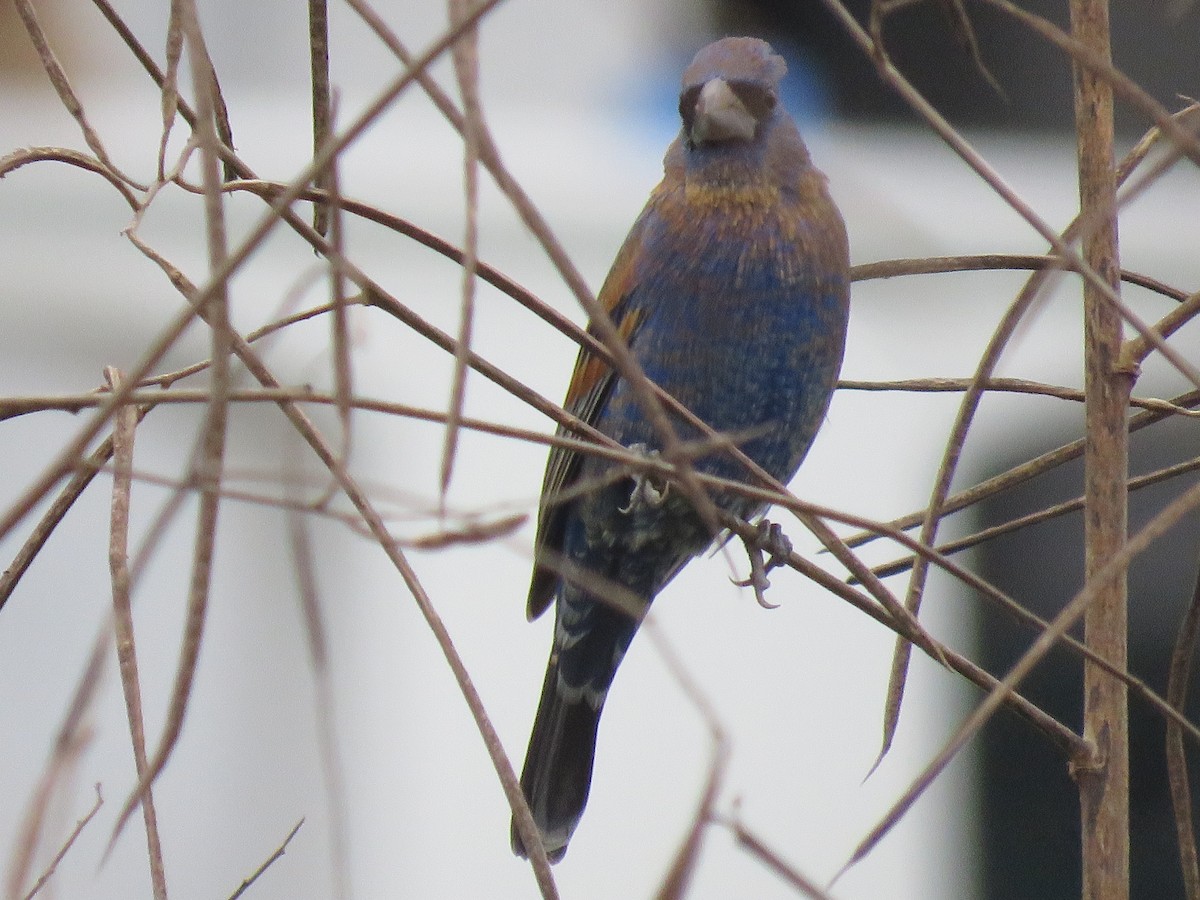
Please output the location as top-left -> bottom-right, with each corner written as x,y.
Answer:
226,819 -> 305,900
1167,565 -> 1200,899
20,785 -> 103,900
105,368 -> 169,899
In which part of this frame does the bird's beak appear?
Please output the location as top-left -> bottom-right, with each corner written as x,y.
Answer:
689,78 -> 757,145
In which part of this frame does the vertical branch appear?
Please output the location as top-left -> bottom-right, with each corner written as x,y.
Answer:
158,0 -> 183,181
323,98 -> 354,457
1167,564 -> 1200,900
309,0 -> 331,236
1070,1 -> 1131,897
442,0 -> 485,504
106,369 -> 169,900
285,448 -> 351,899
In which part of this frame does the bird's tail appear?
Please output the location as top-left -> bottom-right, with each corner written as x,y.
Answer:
510,652 -> 604,862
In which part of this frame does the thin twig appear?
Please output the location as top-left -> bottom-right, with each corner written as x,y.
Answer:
309,0 -> 332,235
441,0 -> 486,506
851,254 -> 1188,303
20,785 -> 104,900
226,819 -> 305,900
0,147 -> 139,206
285,457 -> 350,899
320,95 -> 354,465
158,0 -> 183,180
1124,290 -> 1200,370
105,369 -> 169,900
1167,564 -> 1200,900
714,809 -> 836,900
838,376 -> 1198,417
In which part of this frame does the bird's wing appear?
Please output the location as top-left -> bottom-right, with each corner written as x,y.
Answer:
525,222 -> 650,620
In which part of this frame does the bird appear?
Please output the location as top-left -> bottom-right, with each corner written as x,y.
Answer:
511,36 -> 850,863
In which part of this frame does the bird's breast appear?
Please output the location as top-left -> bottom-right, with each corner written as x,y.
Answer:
591,183 -> 848,489
658,178 -> 843,287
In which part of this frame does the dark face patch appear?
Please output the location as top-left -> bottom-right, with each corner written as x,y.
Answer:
678,84 -> 703,137
726,80 -> 776,122
678,79 -> 777,147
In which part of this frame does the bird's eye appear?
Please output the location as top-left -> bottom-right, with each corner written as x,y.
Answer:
727,81 -> 776,121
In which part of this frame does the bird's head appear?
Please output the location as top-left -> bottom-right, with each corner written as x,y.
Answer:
679,37 -> 787,150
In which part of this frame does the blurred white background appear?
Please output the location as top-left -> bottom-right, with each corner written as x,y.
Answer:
2,1 -> 1198,898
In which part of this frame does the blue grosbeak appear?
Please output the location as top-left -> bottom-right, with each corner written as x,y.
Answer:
512,36 -> 850,861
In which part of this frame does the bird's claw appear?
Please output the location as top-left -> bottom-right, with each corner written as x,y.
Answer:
732,520 -> 792,608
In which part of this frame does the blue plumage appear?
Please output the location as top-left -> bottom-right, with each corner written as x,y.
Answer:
512,37 -> 850,862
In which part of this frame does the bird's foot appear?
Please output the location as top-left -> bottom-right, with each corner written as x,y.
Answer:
732,520 -> 793,608
618,443 -> 669,513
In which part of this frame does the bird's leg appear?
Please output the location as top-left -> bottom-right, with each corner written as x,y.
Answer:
618,443 -> 669,514
732,520 -> 793,609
